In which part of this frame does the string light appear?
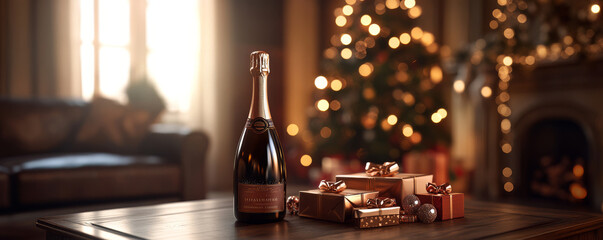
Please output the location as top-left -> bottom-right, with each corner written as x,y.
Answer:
430,65 -> 443,83
388,37 -> 401,49
387,115 -> 398,125
320,127 -> 332,138
437,108 -> 447,118
385,0 -> 399,9
503,56 -> 513,66
592,4 -> 601,14
287,124 -> 299,136
403,0 -> 416,9
502,167 -> 512,177
399,33 -> 411,44
340,33 -> 352,45
408,6 -> 422,19
331,79 -> 343,91
453,80 -> 465,93
316,99 -> 329,111
402,124 -> 413,137
410,27 -> 423,39
335,16 -> 347,27
358,62 -> 374,77
342,5 -> 353,16
368,24 -> 381,35
504,182 -> 514,192
481,86 -> 492,98
431,112 -> 442,123
360,15 -> 372,26
330,100 -> 341,111
341,48 -> 352,59
300,155 -> 312,167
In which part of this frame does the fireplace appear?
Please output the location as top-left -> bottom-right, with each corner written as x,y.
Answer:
456,59 -> 603,211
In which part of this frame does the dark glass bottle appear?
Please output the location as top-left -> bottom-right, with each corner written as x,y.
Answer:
233,51 -> 286,223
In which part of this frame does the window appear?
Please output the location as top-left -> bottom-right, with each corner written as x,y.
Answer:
79,0 -> 201,118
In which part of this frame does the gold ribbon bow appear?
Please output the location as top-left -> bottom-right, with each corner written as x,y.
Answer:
318,180 -> 347,193
426,182 -> 452,195
366,197 -> 397,208
365,162 -> 400,177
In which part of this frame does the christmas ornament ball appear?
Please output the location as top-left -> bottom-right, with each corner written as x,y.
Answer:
417,203 -> 437,223
402,194 -> 421,215
286,196 -> 300,215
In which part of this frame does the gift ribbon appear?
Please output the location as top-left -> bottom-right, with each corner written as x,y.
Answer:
365,162 -> 400,177
318,180 -> 347,193
426,182 -> 452,195
366,197 -> 396,208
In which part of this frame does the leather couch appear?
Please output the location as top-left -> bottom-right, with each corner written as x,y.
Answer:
0,98 -> 209,210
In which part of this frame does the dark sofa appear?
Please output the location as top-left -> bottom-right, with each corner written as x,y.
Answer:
0,98 -> 209,210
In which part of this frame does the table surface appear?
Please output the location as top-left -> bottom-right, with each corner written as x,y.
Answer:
37,198 -> 603,240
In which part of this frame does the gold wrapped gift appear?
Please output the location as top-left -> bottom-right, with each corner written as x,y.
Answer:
299,189 -> 379,223
354,206 -> 401,228
335,173 -> 433,205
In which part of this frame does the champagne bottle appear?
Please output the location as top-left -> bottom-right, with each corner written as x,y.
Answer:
233,51 -> 286,223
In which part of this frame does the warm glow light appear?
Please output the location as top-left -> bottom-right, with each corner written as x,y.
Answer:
453,80 -> 465,93
330,100 -> 341,111
317,99 -> 330,111
499,92 -> 510,102
502,167 -> 512,177
525,55 -> 536,65
431,113 -> 442,123
503,56 -> 513,66
368,24 -> 381,35
489,20 -> 499,29
387,115 -> 398,125
320,127 -> 332,138
421,32 -> 434,46
411,27 -> 423,40
314,76 -> 328,89
492,9 -> 502,18
341,34 -> 352,45
592,4 -> 601,14
498,104 -> 512,117
408,6 -> 422,19
504,182 -> 514,192
437,108 -> 447,118
501,118 -> 511,133
385,0 -> 400,9
331,79 -> 343,91
358,62 -> 374,77
501,143 -> 512,153
430,65 -> 443,83
360,15 -> 372,26
570,183 -> 587,199
503,28 -> 514,39
481,86 -> 492,98
345,0 -> 356,4
389,37 -> 401,49
335,16 -> 347,27
300,155 -> 312,167
402,124 -> 413,137
410,132 -> 422,144
399,33 -> 411,44
287,124 -> 299,136
342,5 -> 354,16
517,14 -> 527,23
573,164 -> 584,178
341,48 -> 352,59
404,0 -> 416,8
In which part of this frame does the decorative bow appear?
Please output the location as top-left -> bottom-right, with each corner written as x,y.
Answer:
426,182 -> 452,195
366,197 -> 397,208
318,180 -> 347,193
365,162 -> 400,177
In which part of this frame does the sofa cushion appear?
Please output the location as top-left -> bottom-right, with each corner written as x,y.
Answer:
0,153 -> 181,207
0,98 -> 88,158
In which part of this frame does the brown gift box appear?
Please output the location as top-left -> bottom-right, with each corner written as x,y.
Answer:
416,193 -> 464,221
354,206 -> 400,229
299,189 -> 379,223
335,173 -> 433,205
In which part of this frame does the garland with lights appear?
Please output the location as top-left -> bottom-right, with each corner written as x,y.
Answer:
302,0 -> 449,165
458,0 -> 603,194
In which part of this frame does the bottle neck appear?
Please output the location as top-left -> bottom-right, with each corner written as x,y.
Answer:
248,73 -> 271,119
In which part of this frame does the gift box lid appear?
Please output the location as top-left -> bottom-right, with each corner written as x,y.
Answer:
336,172 -> 430,179
354,206 -> 400,218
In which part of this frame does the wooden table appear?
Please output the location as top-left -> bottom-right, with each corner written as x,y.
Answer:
37,198 -> 603,239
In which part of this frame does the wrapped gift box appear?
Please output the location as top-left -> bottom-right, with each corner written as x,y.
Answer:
354,206 -> 400,228
416,193 -> 464,221
335,173 -> 433,205
299,189 -> 379,223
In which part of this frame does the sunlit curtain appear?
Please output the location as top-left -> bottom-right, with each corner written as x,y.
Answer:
76,0 -> 216,128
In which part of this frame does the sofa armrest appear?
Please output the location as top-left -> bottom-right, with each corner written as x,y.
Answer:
139,128 -> 209,200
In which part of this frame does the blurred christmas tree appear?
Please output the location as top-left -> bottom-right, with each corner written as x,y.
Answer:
307,0 -> 449,164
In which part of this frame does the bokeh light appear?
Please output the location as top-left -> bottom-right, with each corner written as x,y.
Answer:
287,124 -> 299,136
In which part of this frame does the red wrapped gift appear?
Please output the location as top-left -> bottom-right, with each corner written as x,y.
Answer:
416,183 -> 464,221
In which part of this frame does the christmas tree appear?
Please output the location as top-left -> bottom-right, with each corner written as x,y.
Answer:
307,0 -> 449,164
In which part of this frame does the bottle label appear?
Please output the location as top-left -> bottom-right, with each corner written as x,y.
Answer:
246,117 -> 274,134
238,183 -> 284,213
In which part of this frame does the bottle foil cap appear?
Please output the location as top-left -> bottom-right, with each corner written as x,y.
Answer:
250,51 -> 270,74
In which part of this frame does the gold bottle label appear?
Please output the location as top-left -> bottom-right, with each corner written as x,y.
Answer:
238,183 -> 284,213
